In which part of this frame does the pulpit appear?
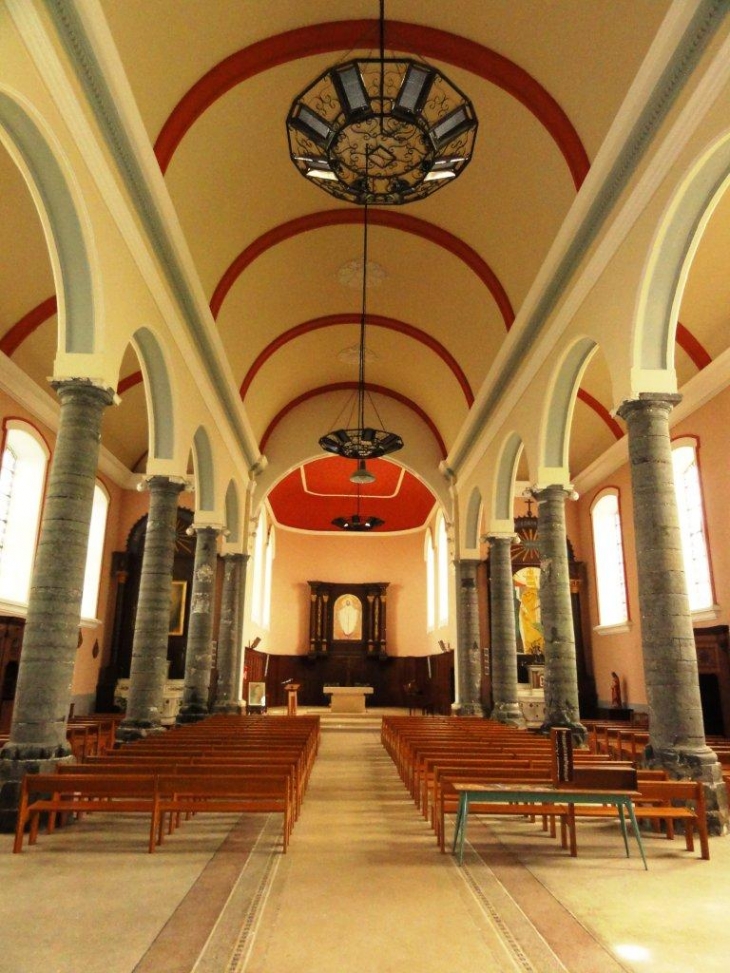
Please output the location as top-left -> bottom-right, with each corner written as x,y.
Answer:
286,682 -> 301,716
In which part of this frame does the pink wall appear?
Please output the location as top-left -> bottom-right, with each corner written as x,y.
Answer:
260,528 -> 447,657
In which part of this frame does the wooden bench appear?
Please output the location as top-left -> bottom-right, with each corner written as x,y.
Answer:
155,773 -> 291,851
13,773 -> 161,853
568,777 -> 710,859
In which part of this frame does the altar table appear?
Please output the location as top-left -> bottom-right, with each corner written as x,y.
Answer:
323,686 -> 374,714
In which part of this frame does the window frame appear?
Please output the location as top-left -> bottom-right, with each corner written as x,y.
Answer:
590,487 -> 630,631
671,436 -> 715,615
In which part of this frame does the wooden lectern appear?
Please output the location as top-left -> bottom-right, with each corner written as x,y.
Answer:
286,683 -> 301,716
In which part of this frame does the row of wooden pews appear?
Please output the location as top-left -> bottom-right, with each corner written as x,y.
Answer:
382,716 -> 712,860
1,713 -> 122,759
587,720 -> 730,770
13,714 -> 320,855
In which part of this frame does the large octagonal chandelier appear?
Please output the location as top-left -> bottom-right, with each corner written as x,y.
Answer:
288,2 -> 476,482
286,2 -> 478,206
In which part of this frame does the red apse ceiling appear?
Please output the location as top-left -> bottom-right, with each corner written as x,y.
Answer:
267,456 -> 435,533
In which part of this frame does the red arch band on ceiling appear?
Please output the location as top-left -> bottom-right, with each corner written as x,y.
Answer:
259,381 -> 447,458
154,19 -> 590,189
576,388 -> 623,440
240,314 -> 474,407
0,296 -> 57,356
210,208 -> 515,330
210,209 -> 514,328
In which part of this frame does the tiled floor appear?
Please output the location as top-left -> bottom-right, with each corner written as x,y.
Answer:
1,712 -> 728,973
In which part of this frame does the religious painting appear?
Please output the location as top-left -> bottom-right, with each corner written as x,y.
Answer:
513,566 -> 544,655
169,580 -> 187,636
332,593 -> 363,641
247,681 -> 266,707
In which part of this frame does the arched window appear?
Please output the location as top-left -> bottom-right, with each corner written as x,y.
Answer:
251,510 -> 266,625
672,439 -> 713,612
590,489 -> 628,627
0,422 -> 49,609
424,529 -> 435,631
436,513 -> 449,627
81,482 -> 110,621
262,524 -> 275,630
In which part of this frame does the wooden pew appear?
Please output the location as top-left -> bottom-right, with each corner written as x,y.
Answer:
13,773 -> 161,853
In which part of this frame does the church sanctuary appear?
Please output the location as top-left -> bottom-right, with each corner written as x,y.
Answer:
2,1 -> 730,970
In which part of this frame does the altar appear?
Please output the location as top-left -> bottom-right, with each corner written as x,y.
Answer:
323,685 -> 374,714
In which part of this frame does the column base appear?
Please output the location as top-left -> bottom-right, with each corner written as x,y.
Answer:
538,718 -> 587,745
490,702 -> 527,728
645,744 -> 729,836
175,705 -> 209,725
211,702 -> 244,715
456,702 -> 486,717
116,719 -> 166,744
0,753 -> 75,833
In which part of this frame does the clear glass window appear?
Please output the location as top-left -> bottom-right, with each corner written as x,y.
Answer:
0,425 -> 49,607
672,442 -> 713,611
590,491 -> 628,626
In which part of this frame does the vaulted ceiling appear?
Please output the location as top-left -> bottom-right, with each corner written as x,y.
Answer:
2,0 -> 726,533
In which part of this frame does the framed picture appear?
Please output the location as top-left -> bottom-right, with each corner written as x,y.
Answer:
248,681 -> 266,708
169,580 -> 187,636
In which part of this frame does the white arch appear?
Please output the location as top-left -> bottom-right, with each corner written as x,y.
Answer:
224,479 -> 241,545
0,89 -> 96,357
538,337 -> 597,484
192,426 -> 216,513
632,129 -> 730,394
490,432 -> 524,532
463,486 -> 483,550
131,327 -> 176,463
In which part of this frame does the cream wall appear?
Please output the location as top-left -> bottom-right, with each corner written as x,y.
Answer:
256,528 -> 449,658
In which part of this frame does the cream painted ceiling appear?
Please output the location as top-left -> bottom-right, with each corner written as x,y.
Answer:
2,0 -> 727,531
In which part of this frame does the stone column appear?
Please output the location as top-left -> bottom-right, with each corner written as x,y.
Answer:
117,476 -> 184,741
532,484 -> 585,742
456,560 -> 484,716
488,534 -> 526,726
232,555 -> 249,706
0,380 -> 114,828
617,394 -> 727,831
212,553 -> 244,713
177,525 -> 221,724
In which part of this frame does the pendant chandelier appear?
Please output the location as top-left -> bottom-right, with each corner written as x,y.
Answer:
332,483 -> 385,532
286,1 -> 477,206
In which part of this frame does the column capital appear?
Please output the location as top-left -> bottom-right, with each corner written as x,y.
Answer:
530,483 -> 576,502
138,474 -> 188,493
50,377 -> 116,407
186,522 -> 226,536
616,391 -> 682,423
485,532 -> 518,546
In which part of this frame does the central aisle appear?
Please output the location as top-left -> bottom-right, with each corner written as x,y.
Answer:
205,726 -> 572,973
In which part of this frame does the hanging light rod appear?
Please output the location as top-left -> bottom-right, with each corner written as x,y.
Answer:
286,1 -> 477,205
318,177 -> 404,461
